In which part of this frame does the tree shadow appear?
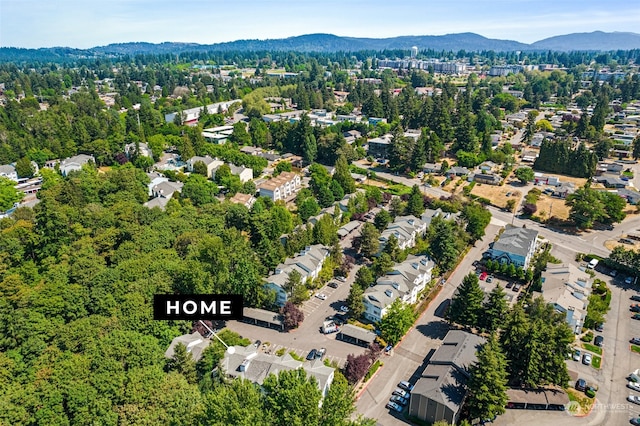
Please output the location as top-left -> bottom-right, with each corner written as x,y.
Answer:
415,320 -> 450,340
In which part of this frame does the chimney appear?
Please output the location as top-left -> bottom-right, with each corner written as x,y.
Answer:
239,358 -> 251,372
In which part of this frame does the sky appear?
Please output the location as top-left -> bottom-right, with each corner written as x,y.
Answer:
1,0 -> 640,49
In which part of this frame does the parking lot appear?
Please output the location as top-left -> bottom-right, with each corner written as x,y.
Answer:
225,266 -> 368,368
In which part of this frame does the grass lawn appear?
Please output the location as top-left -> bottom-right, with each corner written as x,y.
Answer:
582,343 -> 603,355
632,345 -> 640,354
567,388 -> 594,415
592,355 -> 602,369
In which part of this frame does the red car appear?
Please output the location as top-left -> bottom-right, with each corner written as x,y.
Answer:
479,272 -> 488,281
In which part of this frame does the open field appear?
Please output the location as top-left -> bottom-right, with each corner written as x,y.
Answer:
536,194 -> 571,221
470,183 -> 522,209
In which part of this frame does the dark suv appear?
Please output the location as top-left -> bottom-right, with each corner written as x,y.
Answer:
575,378 -> 586,391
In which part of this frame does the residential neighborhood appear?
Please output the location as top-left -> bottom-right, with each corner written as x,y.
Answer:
3,17 -> 640,426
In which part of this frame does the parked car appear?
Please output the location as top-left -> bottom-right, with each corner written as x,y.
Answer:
609,270 -> 618,277
631,305 -> 640,313
631,417 -> 640,426
254,340 -> 262,348
306,349 -> 317,361
316,348 -> 326,359
595,323 -> 604,332
479,272 -> 488,281
627,276 -> 636,285
594,335 -> 604,347
336,276 -> 347,283
513,284 -> 521,292
582,353 -> 592,365
573,350 -> 581,361
316,293 -> 327,300
386,402 -> 403,413
339,305 -> 349,313
631,337 -> 640,345
398,381 -> 414,392
632,294 -> 640,302
328,281 -> 339,289
506,282 -> 513,289
392,388 -> 409,398
390,395 -> 408,406
629,395 -> 640,405
486,276 -> 494,283
633,314 -> 640,320
575,378 -> 586,391
628,381 -> 640,392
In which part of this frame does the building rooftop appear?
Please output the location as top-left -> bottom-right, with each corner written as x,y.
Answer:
492,226 -> 538,258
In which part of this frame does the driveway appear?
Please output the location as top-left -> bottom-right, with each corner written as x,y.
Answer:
354,223 -> 503,424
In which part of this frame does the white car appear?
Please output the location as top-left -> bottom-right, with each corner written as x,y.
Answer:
627,277 -> 636,285
628,381 -> 640,392
340,305 -> 349,313
316,293 -> 327,300
582,353 -> 592,365
629,395 -> 640,405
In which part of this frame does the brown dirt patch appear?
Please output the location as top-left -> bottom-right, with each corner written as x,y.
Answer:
535,194 -> 571,221
470,183 -> 522,209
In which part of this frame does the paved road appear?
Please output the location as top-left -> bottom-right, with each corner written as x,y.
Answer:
355,223 -> 503,424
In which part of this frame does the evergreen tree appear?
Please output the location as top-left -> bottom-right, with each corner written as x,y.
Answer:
481,286 -> 508,333
466,334 -> 509,422
359,223 -> 381,258
633,135 -> 640,160
346,283 -> 365,319
500,304 -> 529,386
333,155 -> 356,194
447,273 -> 484,328
406,184 -> 425,217
167,343 -> 198,384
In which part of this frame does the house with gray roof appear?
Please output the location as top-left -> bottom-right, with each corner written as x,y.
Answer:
618,187 -> 640,205
186,155 -> 223,179
594,175 -> 628,188
60,154 -> 95,176
0,164 -> 18,182
265,245 -> 330,306
151,180 -> 183,199
472,173 -> 501,185
445,166 -> 469,177
379,215 -> 427,253
422,163 -> 442,174
366,134 -> 392,159
220,344 -> 335,397
165,331 -> 211,362
409,330 -> 485,425
485,226 -> 538,269
540,264 -> 591,334
363,255 -> 435,322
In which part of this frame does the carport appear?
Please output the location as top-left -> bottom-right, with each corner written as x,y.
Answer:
336,324 -> 377,347
241,307 -> 284,331
506,388 -> 569,410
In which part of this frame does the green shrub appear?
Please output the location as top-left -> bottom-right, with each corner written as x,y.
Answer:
364,360 -> 383,382
581,332 -> 594,343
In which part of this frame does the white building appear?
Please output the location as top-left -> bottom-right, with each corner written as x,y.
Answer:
265,245 -> 330,306
186,155 -> 224,179
363,255 -> 435,322
379,215 -> 427,253
258,171 -> 301,201
60,154 -> 95,176
540,264 -> 591,334
220,344 -> 335,397
0,164 -> 18,182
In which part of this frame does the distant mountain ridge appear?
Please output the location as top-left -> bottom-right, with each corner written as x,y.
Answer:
2,31 -> 640,62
